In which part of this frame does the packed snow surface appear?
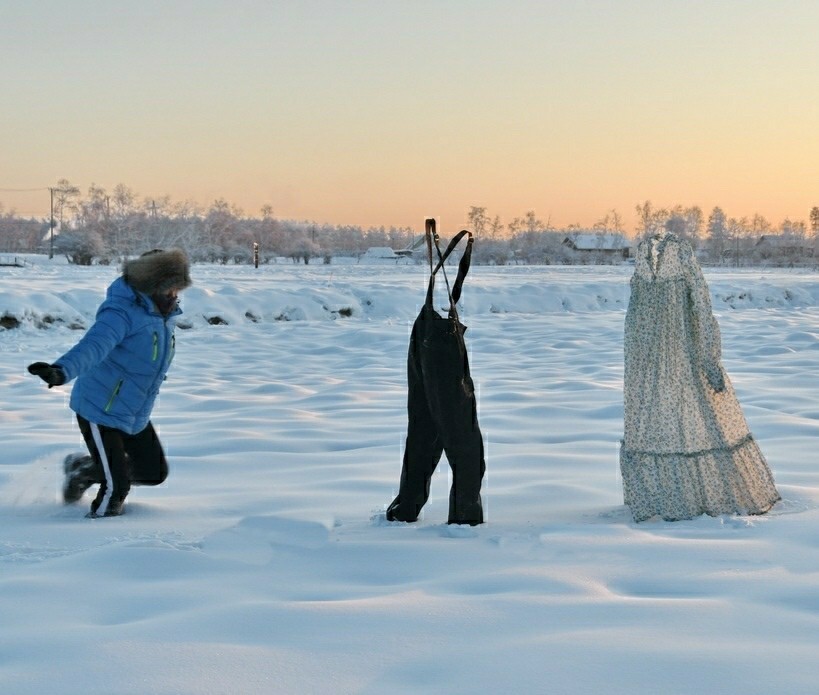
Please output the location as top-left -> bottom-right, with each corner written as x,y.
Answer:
1,258 -> 818,694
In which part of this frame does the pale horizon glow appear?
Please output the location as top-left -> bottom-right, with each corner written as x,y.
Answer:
2,1 -> 819,234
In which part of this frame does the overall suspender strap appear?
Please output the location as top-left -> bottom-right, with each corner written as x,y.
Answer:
450,232 -> 474,307
424,219 -> 474,319
425,218 -> 436,275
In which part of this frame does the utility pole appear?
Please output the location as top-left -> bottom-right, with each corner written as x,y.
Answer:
49,187 -> 55,259
735,233 -> 739,268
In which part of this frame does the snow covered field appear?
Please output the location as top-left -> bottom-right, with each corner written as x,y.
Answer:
1,258 -> 818,694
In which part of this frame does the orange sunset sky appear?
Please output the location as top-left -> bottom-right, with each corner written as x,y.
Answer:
2,1 -> 819,235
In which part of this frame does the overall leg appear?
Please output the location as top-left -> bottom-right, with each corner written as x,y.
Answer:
386,320 -> 445,522
421,324 -> 485,525
386,393 -> 444,521
122,421 -> 169,486
446,407 -> 485,525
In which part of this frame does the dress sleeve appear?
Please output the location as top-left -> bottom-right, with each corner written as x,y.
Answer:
682,241 -> 722,367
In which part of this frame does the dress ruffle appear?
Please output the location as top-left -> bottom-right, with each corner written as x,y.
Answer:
620,435 -> 781,522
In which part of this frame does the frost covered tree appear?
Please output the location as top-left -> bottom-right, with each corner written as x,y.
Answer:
199,199 -> 241,262
707,207 -> 728,264
664,213 -> 687,237
467,206 -> 488,237
468,209 -> 508,264
509,211 -> 544,263
61,183 -> 115,263
524,210 -> 544,234
725,216 -> 750,267
52,178 -> 81,231
680,206 -> 703,246
594,209 -> 624,233
285,229 -> 320,264
387,225 -> 413,249
255,206 -> 286,261
635,201 -> 667,239
779,218 -> 807,266
749,213 -> 772,244
810,207 -> 819,261
55,228 -> 105,265
488,215 -> 504,239
108,184 -> 140,260
0,206 -> 44,253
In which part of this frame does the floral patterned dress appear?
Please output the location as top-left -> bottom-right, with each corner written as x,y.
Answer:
620,232 -> 780,522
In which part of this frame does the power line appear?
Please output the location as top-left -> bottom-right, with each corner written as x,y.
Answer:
0,187 -> 49,192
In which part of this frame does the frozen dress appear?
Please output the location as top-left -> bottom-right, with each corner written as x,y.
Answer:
620,232 -> 780,522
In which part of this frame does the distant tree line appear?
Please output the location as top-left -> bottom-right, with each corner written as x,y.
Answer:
633,201 -> 819,267
467,203 -> 819,267
1,181 -> 818,267
0,180 -> 416,266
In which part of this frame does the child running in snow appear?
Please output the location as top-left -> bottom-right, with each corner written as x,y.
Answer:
28,248 -> 191,518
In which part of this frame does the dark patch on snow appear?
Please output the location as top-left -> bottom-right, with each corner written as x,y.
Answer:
0,314 -> 20,329
206,316 -> 229,325
323,303 -> 353,318
245,311 -> 260,323
31,314 -> 84,330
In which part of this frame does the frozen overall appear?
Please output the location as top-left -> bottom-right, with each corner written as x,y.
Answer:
386,221 -> 486,525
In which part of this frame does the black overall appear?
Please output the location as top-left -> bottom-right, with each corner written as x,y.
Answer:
386,222 -> 486,525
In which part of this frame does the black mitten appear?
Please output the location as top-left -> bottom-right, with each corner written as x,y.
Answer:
28,362 -> 66,388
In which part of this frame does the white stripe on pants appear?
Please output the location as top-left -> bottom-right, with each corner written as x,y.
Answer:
89,422 -> 114,516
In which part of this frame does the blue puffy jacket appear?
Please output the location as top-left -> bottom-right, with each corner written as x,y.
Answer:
55,276 -> 182,435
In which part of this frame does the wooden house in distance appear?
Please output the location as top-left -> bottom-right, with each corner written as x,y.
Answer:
562,233 -> 630,260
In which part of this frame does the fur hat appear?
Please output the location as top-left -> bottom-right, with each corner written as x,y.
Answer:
123,248 -> 192,296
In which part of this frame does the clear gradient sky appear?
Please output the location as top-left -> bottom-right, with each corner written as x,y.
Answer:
2,0 -> 819,233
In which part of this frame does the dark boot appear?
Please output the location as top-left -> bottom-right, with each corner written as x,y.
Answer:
86,496 -> 125,518
62,453 -> 100,504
